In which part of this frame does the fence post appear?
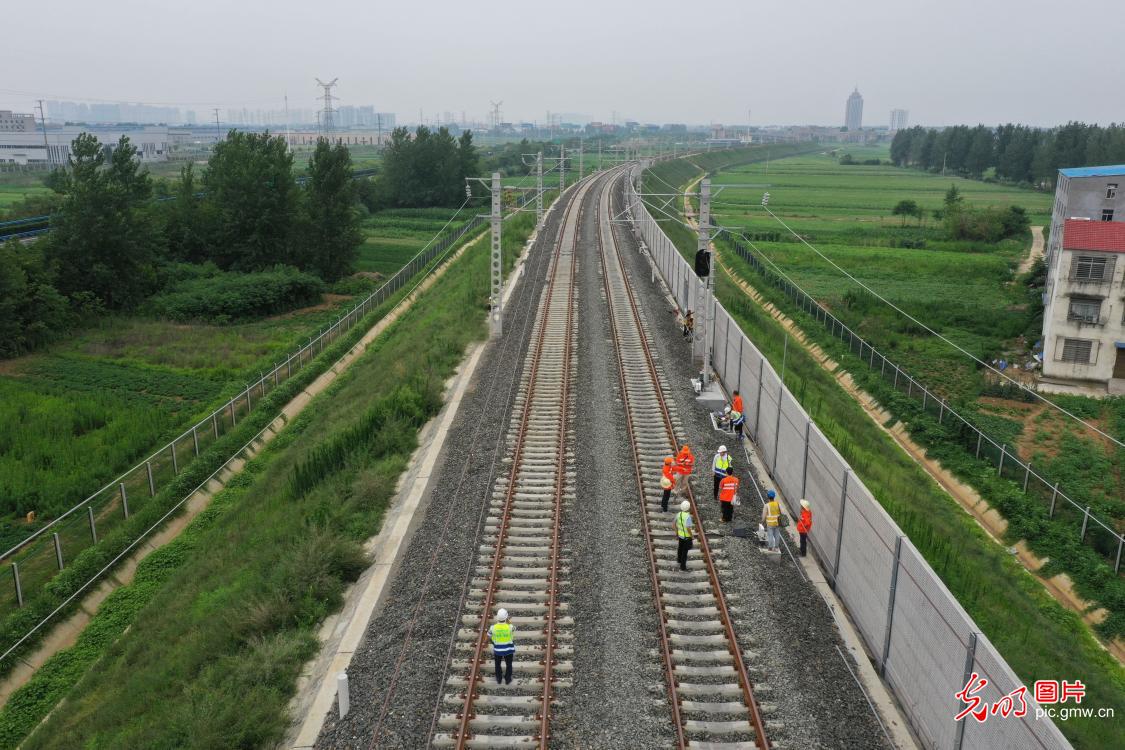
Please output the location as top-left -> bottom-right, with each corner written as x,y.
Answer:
212,411 -> 220,439
922,389 -> 928,410
736,337 -> 744,391
120,482 -> 130,518
193,426 -> 200,457
1080,506 -> 1091,540
53,532 -> 64,570
146,461 -> 156,496
274,367 -> 279,387
893,365 -> 899,389
801,417 -> 811,500
230,400 -> 237,427
832,470 -> 851,587
88,506 -> 98,544
997,445 -> 1006,476
245,385 -> 252,412
869,345 -> 875,368
287,355 -> 292,379
1022,463 -> 1031,493
12,562 -> 23,607
954,633 -> 979,750
772,382 -> 783,474
754,359 -> 764,439
1049,483 -> 1058,517
975,432 -> 983,459
170,442 -> 178,475
880,535 -> 904,677
938,399 -> 944,424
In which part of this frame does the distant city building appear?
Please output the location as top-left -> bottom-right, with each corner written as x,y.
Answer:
1041,165 -> 1125,394
845,88 -> 863,131
889,108 -> 909,131
0,125 -> 170,166
46,100 -> 182,124
0,110 -> 36,133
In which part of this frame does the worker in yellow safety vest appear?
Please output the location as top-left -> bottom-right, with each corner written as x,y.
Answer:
761,489 -> 782,552
675,500 -> 694,571
712,445 -> 732,503
488,608 -> 515,684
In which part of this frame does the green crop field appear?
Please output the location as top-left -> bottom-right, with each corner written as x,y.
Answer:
357,208 -> 473,277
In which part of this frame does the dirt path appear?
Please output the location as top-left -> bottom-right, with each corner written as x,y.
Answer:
1018,226 -> 1044,274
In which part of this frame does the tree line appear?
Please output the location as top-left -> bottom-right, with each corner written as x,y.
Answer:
1,131 -> 363,356
358,126 -> 480,210
890,122 -> 1125,186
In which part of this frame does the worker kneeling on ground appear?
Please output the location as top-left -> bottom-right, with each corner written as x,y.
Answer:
675,500 -> 694,571
489,608 -> 515,684
718,466 -> 740,524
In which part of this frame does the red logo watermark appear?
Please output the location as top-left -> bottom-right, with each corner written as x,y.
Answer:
955,676 -> 1103,723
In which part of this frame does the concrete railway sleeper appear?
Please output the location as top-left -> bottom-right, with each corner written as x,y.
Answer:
598,173 -> 772,750
433,172 -> 612,749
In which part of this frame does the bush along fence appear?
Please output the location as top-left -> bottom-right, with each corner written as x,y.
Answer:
0,214 -> 487,617
721,234 -> 1125,574
625,168 -> 1071,750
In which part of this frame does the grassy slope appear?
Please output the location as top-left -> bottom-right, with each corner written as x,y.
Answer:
2,210 -> 539,748
646,158 -> 1124,749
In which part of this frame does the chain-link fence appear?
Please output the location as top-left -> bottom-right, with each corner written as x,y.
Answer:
626,173 -> 1072,750
721,234 -> 1124,574
1,214 -> 486,613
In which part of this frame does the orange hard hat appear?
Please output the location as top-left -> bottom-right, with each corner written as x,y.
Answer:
664,456 -> 674,464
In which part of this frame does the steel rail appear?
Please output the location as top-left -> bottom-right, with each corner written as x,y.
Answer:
451,172 -> 593,749
601,170 -> 771,750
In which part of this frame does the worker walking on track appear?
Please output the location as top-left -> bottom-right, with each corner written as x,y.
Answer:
673,444 -> 695,496
712,445 -> 732,502
718,467 -> 740,523
761,489 -> 782,552
675,500 -> 694,571
488,608 -> 515,684
796,499 -> 813,557
660,456 -> 675,512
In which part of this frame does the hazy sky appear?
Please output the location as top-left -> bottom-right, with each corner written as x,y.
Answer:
3,0 -> 1121,127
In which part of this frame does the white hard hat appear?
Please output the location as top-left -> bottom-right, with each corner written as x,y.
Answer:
724,405 -> 731,414
680,501 -> 691,512
800,499 -> 810,510
497,608 -> 509,622
718,445 -> 727,453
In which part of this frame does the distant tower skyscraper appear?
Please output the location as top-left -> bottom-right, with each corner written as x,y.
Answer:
890,109 -> 909,131
845,88 -> 864,130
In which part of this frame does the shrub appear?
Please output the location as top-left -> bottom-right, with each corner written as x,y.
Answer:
146,266 -> 325,323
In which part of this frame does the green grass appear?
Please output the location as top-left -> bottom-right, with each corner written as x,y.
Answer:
0,206 -> 542,750
644,154 -> 1124,748
357,208 -> 472,277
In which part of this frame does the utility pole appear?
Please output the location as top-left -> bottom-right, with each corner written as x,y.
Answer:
315,77 -> 338,134
578,137 -> 584,180
536,151 -> 544,222
559,144 -> 565,193
35,100 -> 51,168
697,178 -> 714,387
490,172 -> 503,337
598,140 -> 602,172
212,108 -> 221,143
284,95 -> 291,152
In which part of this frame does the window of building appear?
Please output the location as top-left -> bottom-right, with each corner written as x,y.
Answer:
1072,255 -> 1110,282
1103,209 -> 1115,222
1060,338 -> 1094,364
1109,183 -> 1119,199
1067,297 -> 1102,323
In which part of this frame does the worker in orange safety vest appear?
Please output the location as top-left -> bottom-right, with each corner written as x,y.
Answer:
796,499 -> 813,556
673,445 -> 695,496
660,456 -> 676,512
718,467 -> 740,524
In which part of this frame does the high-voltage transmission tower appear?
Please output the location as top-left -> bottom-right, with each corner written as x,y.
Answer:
316,78 -> 339,134
489,100 -> 503,131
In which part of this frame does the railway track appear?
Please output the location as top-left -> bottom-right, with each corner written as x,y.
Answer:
598,172 -> 771,750
433,171 -> 610,749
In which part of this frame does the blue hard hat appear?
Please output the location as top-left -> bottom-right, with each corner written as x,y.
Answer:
766,490 -> 776,499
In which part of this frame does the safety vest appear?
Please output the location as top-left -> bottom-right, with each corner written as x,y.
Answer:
677,451 -> 694,473
732,396 -> 744,415
731,409 -> 744,426
712,453 -> 732,476
765,500 -> 781,527
661,464 -> 675,489
675,511 -> 692,539
719,475 -> 740,503
490,622 -> 514,654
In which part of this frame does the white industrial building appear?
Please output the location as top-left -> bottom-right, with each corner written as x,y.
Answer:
0,125 -> 170,166
1041,165 -> 1125,394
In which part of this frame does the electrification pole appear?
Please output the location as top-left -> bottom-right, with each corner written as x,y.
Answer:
536,151 -> 544,223
213,108 -> 221,142
559,145 -> 565,193
697,178 -> 714,387
490,172 -> 503,337
35,100 -> 50,168
578,138 -> 584,180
